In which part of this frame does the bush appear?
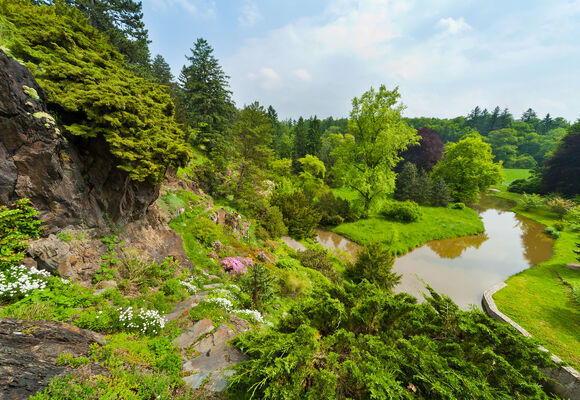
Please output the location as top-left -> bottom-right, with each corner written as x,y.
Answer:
546,196 -> 576,219
564,206 -> 580,224
544,227 -> 561,239
344,242 -> 400,291
0,198 -> 42,268
260,206 -> 288,239
316,191 -> 353,226
451,202 -> 465,210
429,177 -> 451,207
298,248 -> 340,282
380,201 -> 422,222
520,193 -> 543,211
271,191 -> 321,239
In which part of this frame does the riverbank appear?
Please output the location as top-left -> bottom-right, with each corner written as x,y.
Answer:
489,190 -> 580,370
332,205 -> 484,255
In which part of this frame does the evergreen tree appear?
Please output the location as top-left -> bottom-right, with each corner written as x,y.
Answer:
542,122 -> 580,196
394,162 -> 418,202
150,54 -> 173,86
430,177 -> 451,207
179,38 -> 235,154
345,242 -> 400,291
521,108 -> 538,122
306,116 -> 322,156
41,0 -> 152,74
292,117 -> 308,164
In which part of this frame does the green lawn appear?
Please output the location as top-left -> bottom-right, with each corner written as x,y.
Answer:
491,191 -> 580,370
501,168 -> 531,185
332,205 -> 484,255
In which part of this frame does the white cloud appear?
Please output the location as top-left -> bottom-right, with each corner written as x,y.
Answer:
150,0 -> 216,18
437,17 -> 471,35
239,1 -> 262,27
293,69 -> 311,82
247,68 -> 281,90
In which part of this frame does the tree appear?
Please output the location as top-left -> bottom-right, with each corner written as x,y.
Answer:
231,102 -> 273,200
306,116 -> 322,156
179,38 -> 235,153
292,117 -> 308,163
345,242 -> 400,291
542,122 -> 580,196
332,85 -> 418,214
521,108 -> 538,122
150,54 -> 173,86
432,136 -> 502,203
42,0 -> 152,74
271,191 -> 321,239
397,127 -> 443,171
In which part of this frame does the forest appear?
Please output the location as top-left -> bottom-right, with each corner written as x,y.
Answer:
0,1 -> 579,399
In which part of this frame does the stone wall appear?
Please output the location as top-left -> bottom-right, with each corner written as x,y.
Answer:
482,283 -> 580,399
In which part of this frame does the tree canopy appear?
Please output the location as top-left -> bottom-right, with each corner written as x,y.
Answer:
332,85 -> 418,213
432,136 -> 502,203
542,122 -> 580,196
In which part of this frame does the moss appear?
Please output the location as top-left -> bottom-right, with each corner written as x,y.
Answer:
22,85 -> 39,100
32,111 -> 55,124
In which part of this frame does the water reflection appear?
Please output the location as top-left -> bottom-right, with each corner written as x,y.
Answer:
427,233 -> 488,259
304,196 -> 554,311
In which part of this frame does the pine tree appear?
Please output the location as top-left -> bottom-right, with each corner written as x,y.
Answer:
179,38 -> 235,154
293,117 -> 308,165
430,177 -> 451,207
306,116 -> 322,156
150,54 -> 173,86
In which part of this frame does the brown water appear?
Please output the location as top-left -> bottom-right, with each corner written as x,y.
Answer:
305,196 -> 554,309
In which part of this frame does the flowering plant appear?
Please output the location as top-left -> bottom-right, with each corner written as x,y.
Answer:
117,307 -> 166,335
221,256 -> 253,275
0,264 -> 50,300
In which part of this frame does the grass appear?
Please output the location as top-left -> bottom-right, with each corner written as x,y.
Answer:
490,190 -> 580,370
501,168 -> 531,185
332,205 -> 484,255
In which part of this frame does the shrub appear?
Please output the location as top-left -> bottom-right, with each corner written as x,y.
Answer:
451,202 -> 465,210
298,248 -> 340,282
240,263 -> 275,311
429,177 -> 451,207
271,191 -> 321,239
380,201 -> 422,222
520,193 -> 544,211
316,191 -> 353,225
0,264 -> 50,301
0,198 -> 42,268
221,257 -> 253,276
564,206 -> 580,224
260,206 -> 288,239
544,227 -> 561,239
345,242 -> 400,291
546,196 -> 576,219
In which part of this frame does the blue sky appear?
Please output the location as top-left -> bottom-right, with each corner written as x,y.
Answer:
143,0 -> 580,121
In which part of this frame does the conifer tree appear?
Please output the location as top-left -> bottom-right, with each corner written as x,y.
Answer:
150,54 -> 173,86
179,38 -> 235,154
292,117 -> 308,164
306,116 -> 322,156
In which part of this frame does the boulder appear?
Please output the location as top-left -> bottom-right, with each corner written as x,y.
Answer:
0,318 -> 103,399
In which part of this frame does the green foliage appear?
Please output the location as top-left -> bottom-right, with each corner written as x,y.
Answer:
332,85 -> 418,213
432,136 -> 503,203
297,248 -> 340,282
56,353 -> 90,368
22,84 -> 39,99
546,196 -> 575,219
230,281 -> 555,399
0,2 -> 189,183
259,206 -> 288,239
381,200 -> 422,222
316,190 -> 356,226
544,226 -> 561,239
93,235 -> 122,283
345,242 -> 400,291
240,263 -> 275,311
0,198 -> 42,268
271,191 -> 321,239
429,177 -> 451,207
520,193 -> 544,211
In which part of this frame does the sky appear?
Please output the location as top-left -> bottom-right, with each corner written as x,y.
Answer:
143,0 -> 580,121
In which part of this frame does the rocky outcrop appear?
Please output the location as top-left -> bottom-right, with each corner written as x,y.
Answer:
0,318 -> 103,400
0,50 -> 158,234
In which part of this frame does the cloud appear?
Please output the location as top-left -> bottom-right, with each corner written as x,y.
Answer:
437,17 -> 471,35
246,67 -> 281,90
149,0 -> 216,18
293,69 -> 311,82
239,1 -> 262,27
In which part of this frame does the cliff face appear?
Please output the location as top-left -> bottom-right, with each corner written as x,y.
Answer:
0,51 -> 158,235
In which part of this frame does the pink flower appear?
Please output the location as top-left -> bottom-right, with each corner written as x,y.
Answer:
220,256 -> 252,275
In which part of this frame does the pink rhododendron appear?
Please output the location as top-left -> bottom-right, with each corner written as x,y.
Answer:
220,256 -> 253,275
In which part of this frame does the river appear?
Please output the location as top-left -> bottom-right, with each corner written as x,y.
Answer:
286,196 -> 555,309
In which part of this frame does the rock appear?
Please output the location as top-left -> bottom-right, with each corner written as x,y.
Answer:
165,293 -> 208,322
0,50 -> 158,235
228,315 -> 250,333
488,188 -> 500,193
93,280 -> 117,296
210,208 -> 250,238
0,318 -> 103,399
182,324 -> 248,392
257,250 -> 276,264
211,240 -> 223,253
173,319 -> 214,350
203,283 -> 223,290
566,263 -> 580,271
